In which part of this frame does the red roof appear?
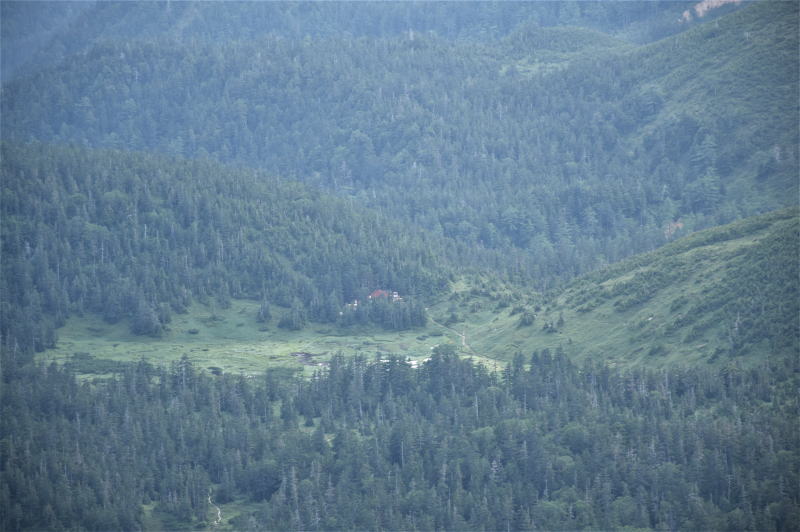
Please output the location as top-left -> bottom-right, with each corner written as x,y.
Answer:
369,289 -> 390,299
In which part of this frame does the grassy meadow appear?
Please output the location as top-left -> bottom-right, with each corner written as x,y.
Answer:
38,297 -> 501,377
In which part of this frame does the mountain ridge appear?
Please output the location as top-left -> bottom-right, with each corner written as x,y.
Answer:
3,1 -> 795,292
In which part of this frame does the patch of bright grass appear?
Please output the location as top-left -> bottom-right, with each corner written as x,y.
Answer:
40,297 -> 501,376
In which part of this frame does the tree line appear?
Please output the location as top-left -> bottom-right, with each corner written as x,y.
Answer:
1,348 -> 798,531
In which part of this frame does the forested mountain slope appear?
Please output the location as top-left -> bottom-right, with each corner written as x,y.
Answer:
0,143 -> 448,359
0,1 -> 91,82
626,0 -> 799,201
3,1 -> 795,287
2,4 -> 799,531
7,1 -> 692,82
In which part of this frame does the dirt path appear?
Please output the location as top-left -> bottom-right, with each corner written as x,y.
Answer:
208,489 -> 222,527
428,317 -> 480,357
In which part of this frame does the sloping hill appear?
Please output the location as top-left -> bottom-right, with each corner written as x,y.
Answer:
439,208 -> 799,368
0,143 -> 448,358
3,2 -> 795,290
629,0 -> 799,203
504,24 -> 633,76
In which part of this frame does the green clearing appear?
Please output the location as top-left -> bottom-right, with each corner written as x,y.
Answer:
506,24 -> 632,78
39,297 -> 501,376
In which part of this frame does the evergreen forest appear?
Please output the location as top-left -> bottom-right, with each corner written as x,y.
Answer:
1,1 -> 798,530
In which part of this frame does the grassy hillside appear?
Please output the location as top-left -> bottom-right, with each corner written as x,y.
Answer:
432,208 -> 799,368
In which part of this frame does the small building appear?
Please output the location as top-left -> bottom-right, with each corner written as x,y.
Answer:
368,289 -> 403,302
369,289 -> 390,299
